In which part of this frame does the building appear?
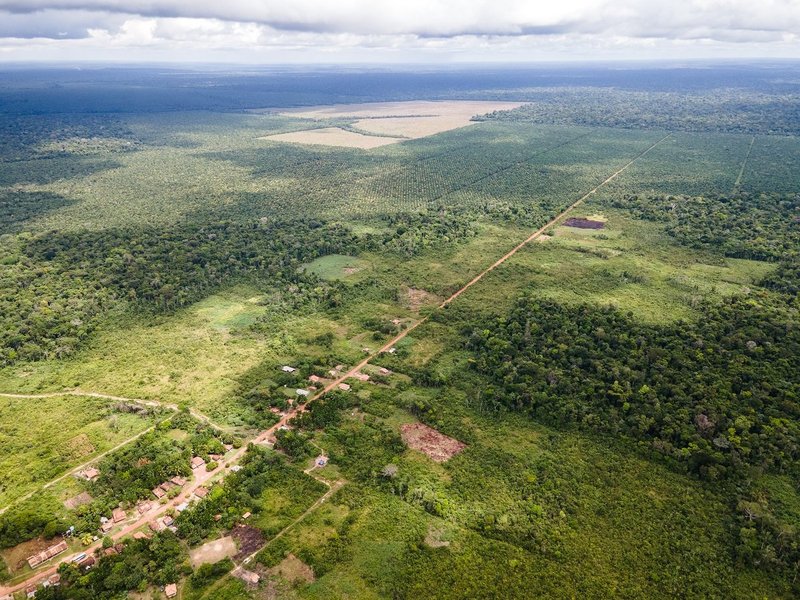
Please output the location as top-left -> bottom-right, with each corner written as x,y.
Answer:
353,372 -> 370,382
281,365 -> 296,373
137,501 -> 152,515
79,556 -> 96,571
133,532 -> 150,540
316,455 -> 328,467
100,521 -> 114,533
26,540 -> 68,568
338,383 -> 351,392
191,456 -> 206,469
25,585 -> 37,599
194,486 -> 209,499
296,388 -> 310,397
165,583 -> 178,598
171,475 -> 187,486
78,467 -> 100,481
176,502 -> 189,512
379,367 -> 392,375
152,487 -> 166,499
112,508 -> 126,523
230,465 -> 243,472
49,574 -> 61,586
308,374 -> 323,383
241,511 -> 251,520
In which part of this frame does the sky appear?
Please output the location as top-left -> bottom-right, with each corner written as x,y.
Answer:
0,0 -> 799,63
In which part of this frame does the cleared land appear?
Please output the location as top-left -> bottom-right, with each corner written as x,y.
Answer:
260,101 -> 524,148
400,423 -> 466,462
190,536 -> 238,568
261,127 -> 399,149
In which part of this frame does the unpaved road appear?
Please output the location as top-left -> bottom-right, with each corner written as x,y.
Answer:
0,132 -> 670,596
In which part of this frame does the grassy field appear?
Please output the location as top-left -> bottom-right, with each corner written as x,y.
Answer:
449,203 -> 776,324
0,394 -> 158,506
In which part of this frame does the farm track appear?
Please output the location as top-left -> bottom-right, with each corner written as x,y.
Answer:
734,135 -> 756,191
1,131 -> 670,596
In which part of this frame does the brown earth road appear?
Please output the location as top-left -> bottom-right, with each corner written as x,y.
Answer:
0,132 -> 670,596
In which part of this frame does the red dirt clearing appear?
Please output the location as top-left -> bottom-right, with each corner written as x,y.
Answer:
401,423 -> 466,462
563,217 -> 605,229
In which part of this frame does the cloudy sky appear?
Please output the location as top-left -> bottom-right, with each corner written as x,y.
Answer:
0,0 -> 798,63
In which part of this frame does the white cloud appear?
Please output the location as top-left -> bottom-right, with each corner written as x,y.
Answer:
0,0 -> 798,62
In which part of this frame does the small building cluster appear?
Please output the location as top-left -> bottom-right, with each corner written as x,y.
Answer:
26,540 -> 68,569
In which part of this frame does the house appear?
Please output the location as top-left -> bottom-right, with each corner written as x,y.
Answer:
338,383 -> 351,392
328,370 -> 338,377
214,514 -> 222,521
316,455 -> 328,467
133,532 -> 150,540
152,487 -> 166,499
170,475 -> 187,486
104,547 -> 118,557
149,521 -> 164,532
191,456 -> 206,469
230,465 -> 242,472
100,521 -> 114,533
223,444 -> 234,451
281,365 -> 296,373
79,467 -> 100,481
334,364 -> 346,372
309,374 -> 323,383
296,388 -> 310,397
269,407 -> 281,414
26,540 -> 68,568
353,372 -> 370,382
387,347 -> 397,354
209,453 -> 222,461
379,367 -> 392,375
79,556 -> 96,570
25,585 -> 37,599
176,502 -> 189,512
241,511 -> 251,520
49,574 -> 61,586
159,482 -> 174,493
112,508 -> 126,523
161,515 -> 174,527
194,486 -> 209,499
165,583 -> 178,598
137,501 -> 152,515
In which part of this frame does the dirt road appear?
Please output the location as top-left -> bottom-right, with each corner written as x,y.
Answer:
0,132 -> 670,596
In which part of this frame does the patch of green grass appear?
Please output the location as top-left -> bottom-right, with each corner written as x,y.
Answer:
303,255 -> 371,281
0,395 -> 158,506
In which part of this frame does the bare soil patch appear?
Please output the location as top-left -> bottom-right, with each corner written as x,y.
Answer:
401,423 -> 466,463
563,217 -> 606,229
64,491 -> 93,510
260,127 -> 398,149
189,535 -> 237,568
231,524 -> 265,561
424,526 -> 451,548
403,287 -> 440,311
270,553 -> 315,584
